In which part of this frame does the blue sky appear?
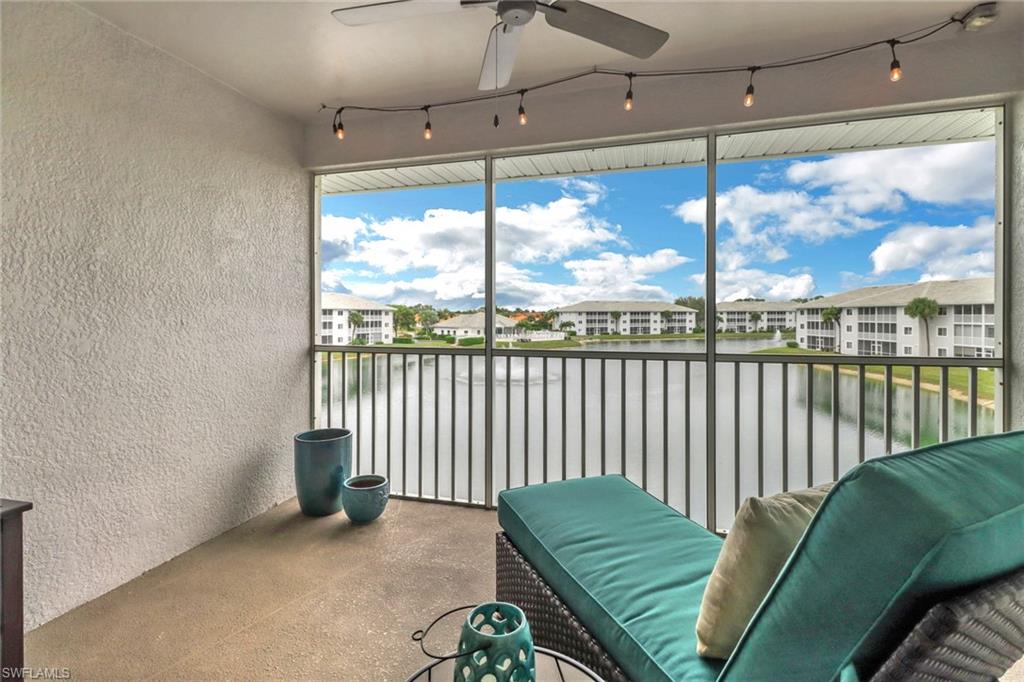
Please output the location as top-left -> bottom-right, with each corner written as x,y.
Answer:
321,139 -> 995,310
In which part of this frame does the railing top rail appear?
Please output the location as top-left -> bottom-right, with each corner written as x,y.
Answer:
493,348 -> 706,362
315,345 -> 484,356
716,353 -> 1002,368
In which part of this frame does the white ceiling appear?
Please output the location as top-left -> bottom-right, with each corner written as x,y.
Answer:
79,1 -> 1023,125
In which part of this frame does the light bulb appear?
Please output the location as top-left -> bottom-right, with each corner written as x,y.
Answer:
889,59 -> 902,82
744,84 -> 755,108
518,105 -> 527,126
334,124 -> 345,141
423,121 -> 432,140
624,89 -> 634,111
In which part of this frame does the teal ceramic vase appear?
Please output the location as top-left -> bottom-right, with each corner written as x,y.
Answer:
454,602 -> 535,682
294,428 -> 351,516
342,474 -> 390,523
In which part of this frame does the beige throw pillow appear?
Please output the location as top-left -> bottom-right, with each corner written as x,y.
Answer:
696,482 -> 835,659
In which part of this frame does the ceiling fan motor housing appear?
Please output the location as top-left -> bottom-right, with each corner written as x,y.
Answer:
497,0 -> 536,26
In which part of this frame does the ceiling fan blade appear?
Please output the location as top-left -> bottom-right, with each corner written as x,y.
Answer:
331,0 -> 463,26
478,23 -> 523,90
539,0 -> 668,59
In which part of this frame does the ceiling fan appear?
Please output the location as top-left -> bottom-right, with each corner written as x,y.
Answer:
331,0 -> 670,90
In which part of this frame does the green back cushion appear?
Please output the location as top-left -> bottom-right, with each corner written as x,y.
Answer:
499,475 -> 725,682
721,431 -> 1024,681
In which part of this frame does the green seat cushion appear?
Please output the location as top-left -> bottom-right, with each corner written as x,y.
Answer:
721,431 -> 1024,681
498,475 -> 724,682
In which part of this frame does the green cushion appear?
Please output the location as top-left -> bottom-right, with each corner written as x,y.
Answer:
721,431 -> 1024,681
498,475 -> 724,682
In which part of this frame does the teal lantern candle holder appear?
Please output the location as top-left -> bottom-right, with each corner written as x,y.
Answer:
411,603 -> 535,682
454,602 -> 535,682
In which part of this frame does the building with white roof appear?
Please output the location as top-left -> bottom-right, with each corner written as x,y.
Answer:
716,300 -> 798,333
552,301 -> 697,336
796,278 -> 995,358
432,312 -> 566,342
320,292 -> 395,345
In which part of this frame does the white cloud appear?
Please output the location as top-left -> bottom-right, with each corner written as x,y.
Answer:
786,140 -> 995,213
691,270 -> 816,302
321,215 -> 367,262
870,218 -> 994,281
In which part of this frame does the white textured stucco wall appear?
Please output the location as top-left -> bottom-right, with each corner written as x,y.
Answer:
1,3 -> 309,629
1009,93 -> 1024,429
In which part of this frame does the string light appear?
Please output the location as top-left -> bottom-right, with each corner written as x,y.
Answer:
743,67 -> 758,108
333,108 -> 345,141
322,4 -> 993,139
887,40 -> 903,82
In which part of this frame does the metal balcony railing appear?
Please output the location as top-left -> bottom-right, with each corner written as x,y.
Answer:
314,345 -> 1002,531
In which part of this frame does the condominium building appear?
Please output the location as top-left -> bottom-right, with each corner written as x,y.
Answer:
796,278 -> 995,358
716,301 -> 798,332
320,292 -> 395,345
552,301 -> 698,335
432,312 -> 566,342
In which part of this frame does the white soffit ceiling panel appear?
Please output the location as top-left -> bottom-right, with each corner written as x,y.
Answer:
321,108 -> 995,195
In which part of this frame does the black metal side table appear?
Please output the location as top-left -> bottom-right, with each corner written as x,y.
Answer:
406,646 -> 604,681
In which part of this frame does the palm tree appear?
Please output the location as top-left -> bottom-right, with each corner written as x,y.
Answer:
660,310 -> 673,334
715,313 -> 724,332
749,311 -> 762,333
905,297 -> 940,356
348,310 -> 365,343
821,306 -> 842,353
610,311 -> 622,333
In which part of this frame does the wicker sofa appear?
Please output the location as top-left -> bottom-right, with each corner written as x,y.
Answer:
495,432 -> 1024,681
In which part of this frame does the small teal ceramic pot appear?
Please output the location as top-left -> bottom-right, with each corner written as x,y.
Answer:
342,474 -> 390,524
294,428 -> 351,517
455,602 -> 535,682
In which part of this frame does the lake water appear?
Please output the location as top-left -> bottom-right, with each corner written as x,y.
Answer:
323,337 -> 996,528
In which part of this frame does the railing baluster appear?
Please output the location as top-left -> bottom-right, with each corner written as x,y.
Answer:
524,356 -> 530,485
506,356 -> 512,488
939,366 -> 949,443
620,360 -> 627,477
969,367 -> 978,437
641,358 -> 648,491
911,366 -> 921,449
326,351 -> 333,428
735,362 -> 741,511
401,354 -> 407,493
601,359 -> 607,476
434,355 -> 439,499
418,353 -> 423,496
450,356 -> 456,502
884,366 -> 894,455
684,361 -> 691,516
806,362 -> 814,487
857,365 -> 866,463
782,363 -> 789,492
757,362 -> 764,497
356,353 -> 362,474
831,364 -> 840,481
663,360 -> 669,504
562,357 -> 567,481
543,356 -> 548,484
371,353 -> 377,474
341,351 -> 347,428
581,358 -> 587,479
468,357 -> 474,503
387,355 -> 392,483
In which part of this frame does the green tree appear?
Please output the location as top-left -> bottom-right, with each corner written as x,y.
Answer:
559,321 -> 575,332
905,297 -> 940,356
418,307 -> 439,329
821,306 -> 842,353
391,304 -> 417,330
674,296 -> 706,325
610,311 -> 622,333
348,311 -> 364,339
660,310 -> 673,334
749,311 -> 762,332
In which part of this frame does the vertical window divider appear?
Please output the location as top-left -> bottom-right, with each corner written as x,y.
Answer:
484,154 -> 496,509
705,133 -> 718,533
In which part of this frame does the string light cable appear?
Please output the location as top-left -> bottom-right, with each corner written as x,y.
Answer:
321,3 -> 990,141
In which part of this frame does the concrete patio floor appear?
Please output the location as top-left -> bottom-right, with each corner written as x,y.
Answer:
25,496 -> 1024,681
26,498 -> 499,680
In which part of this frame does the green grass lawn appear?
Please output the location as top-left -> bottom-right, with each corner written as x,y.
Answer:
752,346 -> 995,401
